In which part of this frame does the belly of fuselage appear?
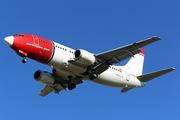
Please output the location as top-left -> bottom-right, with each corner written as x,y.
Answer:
89,69 -> 143,88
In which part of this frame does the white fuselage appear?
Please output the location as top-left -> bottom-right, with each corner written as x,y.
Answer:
47,42 -> 145,88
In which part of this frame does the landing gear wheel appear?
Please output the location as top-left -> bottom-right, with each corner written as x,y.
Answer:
92,73 -> 98,78
22,58 -> 27,63
68,83 -> 76,90
89,73 -> 98,80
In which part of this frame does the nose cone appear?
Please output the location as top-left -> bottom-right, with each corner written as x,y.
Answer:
4,36 -> 14,46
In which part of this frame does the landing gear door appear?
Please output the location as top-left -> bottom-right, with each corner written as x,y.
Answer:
32,35 -> 39,45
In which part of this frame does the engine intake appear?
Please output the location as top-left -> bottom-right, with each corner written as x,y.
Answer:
74,49 -> 97,65
34,70 -> 55,85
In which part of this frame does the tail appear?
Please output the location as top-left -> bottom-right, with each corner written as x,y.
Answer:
125,49 -> 145,76
121,49 -> 175,93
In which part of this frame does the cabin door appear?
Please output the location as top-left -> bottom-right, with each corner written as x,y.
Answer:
32,35 -> 39,45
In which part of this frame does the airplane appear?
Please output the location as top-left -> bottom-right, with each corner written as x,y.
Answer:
4,34 -> 175,97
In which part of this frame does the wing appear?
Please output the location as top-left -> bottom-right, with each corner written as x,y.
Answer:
38,69 -> 83,97
39,85 -> 52,96
94,37 -> 161,74
39,84 -> 64,97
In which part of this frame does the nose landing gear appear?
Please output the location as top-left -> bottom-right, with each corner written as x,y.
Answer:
15,50 -> 28,63
22,57 -> 27,63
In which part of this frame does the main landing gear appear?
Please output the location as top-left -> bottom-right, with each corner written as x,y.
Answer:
83,66 -> 98,80
68,83 -> 76,90
89,67 -> 98,80
22,57 -> 27,63
89,72 -> 98,80
67,76 -> 76,91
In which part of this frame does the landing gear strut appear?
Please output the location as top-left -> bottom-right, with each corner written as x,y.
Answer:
22,57 -> 27,63
84,66 -> 98,80
89,66 -> 98,80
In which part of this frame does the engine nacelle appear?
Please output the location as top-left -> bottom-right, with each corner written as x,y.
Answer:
74,49 -> 97,65
34,70 -> 55,85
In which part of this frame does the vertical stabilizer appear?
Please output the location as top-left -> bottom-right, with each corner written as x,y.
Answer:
125,49 -> 145,76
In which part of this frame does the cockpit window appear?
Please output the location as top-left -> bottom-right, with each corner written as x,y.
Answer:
14,34 -> 25,37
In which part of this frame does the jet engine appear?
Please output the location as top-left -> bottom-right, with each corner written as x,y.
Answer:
74,49 -> 97,65
34,70 -> 55,85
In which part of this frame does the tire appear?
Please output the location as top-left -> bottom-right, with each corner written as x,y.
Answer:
71,83 -> 76,89
89,74 -> 94,80
93,73 -> 98,78
22,58 -> 27,63
89,72 -> 98,80
68,85 -> 73,90
68,83 -> 76,90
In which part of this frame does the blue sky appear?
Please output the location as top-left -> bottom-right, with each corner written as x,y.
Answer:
0,0 -> 179,120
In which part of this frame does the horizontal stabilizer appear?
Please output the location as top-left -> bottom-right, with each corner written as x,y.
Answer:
137,68 -> 175,82
121,87 -> 134,93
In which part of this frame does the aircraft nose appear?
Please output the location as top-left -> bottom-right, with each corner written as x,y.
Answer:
4,36 -> 14,46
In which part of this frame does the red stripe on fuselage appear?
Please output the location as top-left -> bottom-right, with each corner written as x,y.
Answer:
12,34 -> 53,63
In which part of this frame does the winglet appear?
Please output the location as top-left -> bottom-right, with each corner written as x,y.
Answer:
139,48 -> 145,55
152,36 -> 161,40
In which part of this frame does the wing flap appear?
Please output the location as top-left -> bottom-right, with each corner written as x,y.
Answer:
137,68 -> 175,82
